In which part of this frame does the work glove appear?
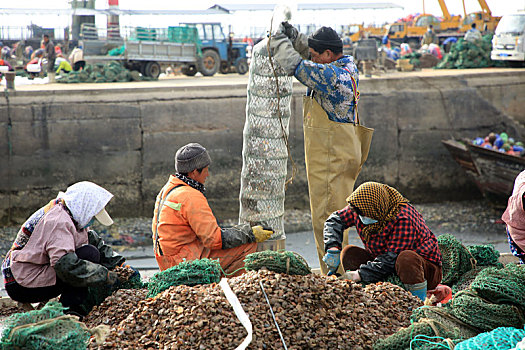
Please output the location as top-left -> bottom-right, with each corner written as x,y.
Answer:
322,248 -> 341,276
251,225 -> 274,243
267,33 -> 303,76
120,261 -> 140,280
281,21 -> 298,42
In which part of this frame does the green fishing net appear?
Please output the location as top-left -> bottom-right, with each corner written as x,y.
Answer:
0,301 -> 91,350
438,234 -> 476,285
451,266 -> 488,294
146,258 -> 222,298
411,305 -> 479,340
56,61 -> 155,84
243,250 -> 311,275
436,35 -> 505,69
452,289 -> 525,332
467,245 -> 500,266
470,263 -> 525,309
373,318 -> 464,350
455,326 -> 525,350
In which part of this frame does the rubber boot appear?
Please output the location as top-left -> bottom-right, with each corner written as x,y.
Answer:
48,72 -> 56,83
404,280 -> 427,301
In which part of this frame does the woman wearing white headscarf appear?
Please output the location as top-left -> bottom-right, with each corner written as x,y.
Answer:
2,181 -> 131,317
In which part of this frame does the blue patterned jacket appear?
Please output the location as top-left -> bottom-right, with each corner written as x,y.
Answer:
294,55 -> 359,123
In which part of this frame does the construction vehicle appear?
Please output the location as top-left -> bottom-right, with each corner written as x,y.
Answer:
386,0 -> 462,47
181,23 -> 250,76
460,0 -> 501,34
491,11 -> 525,67
80,24 -> 206,78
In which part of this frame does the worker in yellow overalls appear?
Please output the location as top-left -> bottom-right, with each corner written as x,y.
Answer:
269,24 -> 373,274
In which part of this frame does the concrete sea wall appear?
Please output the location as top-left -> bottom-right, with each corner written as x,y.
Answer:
1,69 -> 524,224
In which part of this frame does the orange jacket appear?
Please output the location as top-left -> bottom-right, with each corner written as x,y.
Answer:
152,175 -> 222,270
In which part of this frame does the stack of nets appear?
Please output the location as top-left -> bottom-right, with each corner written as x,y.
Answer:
451,244 -> 502,293
373,316 -> 465,350
243,250 -> 311,276
451,266 -> 488,294
447,263 -> 525,335
438,234 -> 476,286
373,235 -> 521,350
146,258 -> 221,298
374,304 -> 479,350
470,263 -> 525,310
467,244 -> 500,266
436,35 -> 504,69
0,301 -> 99,350
452,289 -> 525,331
56,61 -> 155,84
455,326 -> 525,350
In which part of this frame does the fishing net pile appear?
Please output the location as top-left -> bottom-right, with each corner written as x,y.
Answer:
88,270 -> 421,349
365,235 -> 501,292
0,301 -> 106,350
436,35 -> 503,69
56,61 -> 156,84
243,250 -> 311,275
374,234 -> 524,350
146,258 -> 222,298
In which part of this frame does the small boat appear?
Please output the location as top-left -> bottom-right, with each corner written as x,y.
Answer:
442,139 -> 525,206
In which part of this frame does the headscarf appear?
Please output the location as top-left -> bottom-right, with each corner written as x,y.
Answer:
56,181 -> 113,229
347,182 -> 409,243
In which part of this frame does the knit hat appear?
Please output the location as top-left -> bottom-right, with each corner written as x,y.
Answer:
175,143 -> 211,174
308,26 -> 343,53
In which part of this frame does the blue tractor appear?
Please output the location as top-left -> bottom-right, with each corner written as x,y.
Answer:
181,23 -> 250,76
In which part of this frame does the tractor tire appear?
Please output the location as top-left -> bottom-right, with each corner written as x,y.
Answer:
198,49 -> 220,76
181,65 -> 198,76
219,61 -> 230,74
144,61 -> 161,79
235,58 -> 249,75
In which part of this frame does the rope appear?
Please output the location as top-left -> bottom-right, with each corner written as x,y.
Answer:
266,15 -> 297,190
409,335 -> 454,350
259,279 -> 288,350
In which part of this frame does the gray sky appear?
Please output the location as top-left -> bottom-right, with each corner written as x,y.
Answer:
1,0 -> 524,38
5,0 -> 523,15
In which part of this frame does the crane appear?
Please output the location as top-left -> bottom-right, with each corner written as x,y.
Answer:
460,0 -> 501,33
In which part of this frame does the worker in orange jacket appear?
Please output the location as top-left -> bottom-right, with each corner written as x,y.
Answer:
152,143 -> 274,276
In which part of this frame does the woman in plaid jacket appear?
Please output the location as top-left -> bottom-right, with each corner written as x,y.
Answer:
322,181 -> 442,300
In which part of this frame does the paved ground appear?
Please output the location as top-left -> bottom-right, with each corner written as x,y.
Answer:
2,67 -> 523,92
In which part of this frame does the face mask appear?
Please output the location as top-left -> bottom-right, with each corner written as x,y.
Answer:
83,218 -> 95,229
359,215 -> 378,225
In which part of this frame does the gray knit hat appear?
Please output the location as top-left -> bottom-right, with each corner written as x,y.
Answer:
175,143 -> 211,173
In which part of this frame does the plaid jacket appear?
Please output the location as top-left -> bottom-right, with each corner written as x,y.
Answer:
335,203 -> 442,265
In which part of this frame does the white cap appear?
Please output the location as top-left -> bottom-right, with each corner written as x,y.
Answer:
95,208 -> 113,226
